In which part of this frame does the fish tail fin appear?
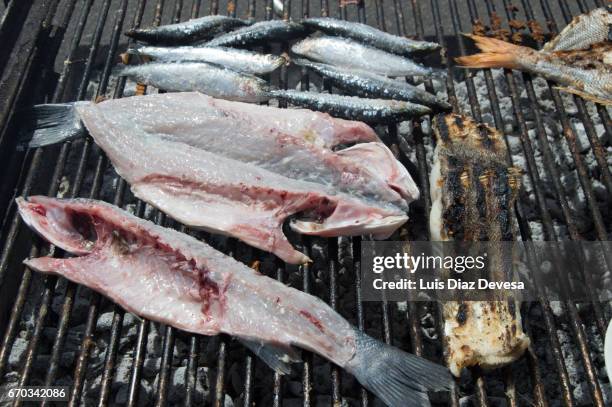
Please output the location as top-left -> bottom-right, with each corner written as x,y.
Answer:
239,338 -> 301,375
456,34 -> 525,69
345,330 -> 453,407
17,103 -> 86,150
554,86 -> 612,106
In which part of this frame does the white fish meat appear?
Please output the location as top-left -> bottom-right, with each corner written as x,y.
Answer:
18,196 -> 452,407
23,93 -> 418,264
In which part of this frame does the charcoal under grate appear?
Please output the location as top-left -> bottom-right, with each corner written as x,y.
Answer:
0,0 -> 610,406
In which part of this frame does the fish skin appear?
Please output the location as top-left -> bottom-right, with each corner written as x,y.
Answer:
270,89 -> 431,123
294,58 -> 451,110
542,7 -> 612,52
17,196 -> 452,407
206,20 -> 306,47
292,36 -> 433,77
302,17 -> 440,55
71,93 -> 414,263
118,62 -> 272,103
456,34 -> 612,106
125,15 -> 250,45
125,45 -> 287,75
429,114 -> 529,377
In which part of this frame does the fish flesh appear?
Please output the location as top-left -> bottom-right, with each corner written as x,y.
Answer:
22,93 -> 417,263
270,89 -> 431,122
125,15 -> 250,45
125,45 -> 287,75
206,20 -> 306,47
117,62 -> 272,102
429,113 -> 529,377
456,33 -> 612,105
294,58 -> 451,110
542,7 -> 612,52
302,17 -> 440,55
292,36 -> 434,77
18,196 -> 452,407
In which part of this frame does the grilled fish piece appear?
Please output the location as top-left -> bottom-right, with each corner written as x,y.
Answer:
302,17 -> 440,55
542,7 -> 612,52
206,20 -> 306,47
294,58 -> 450,110
18,196 -> 452,407
456,34 -> 612,105
270,89 -> 431,123
292,36 -> 435,77
125,15 -> 250,45
430,114 -> 529,377
22,93 -> 380,150
117,62 -> 272,102
21,93 -> 417,263
125,45 -> 287,75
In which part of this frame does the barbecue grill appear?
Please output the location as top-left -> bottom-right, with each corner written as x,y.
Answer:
0,0 -> 610,405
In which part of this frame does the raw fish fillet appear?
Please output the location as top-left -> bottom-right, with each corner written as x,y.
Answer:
18,196 -> 453,407
69,93 -> 415,263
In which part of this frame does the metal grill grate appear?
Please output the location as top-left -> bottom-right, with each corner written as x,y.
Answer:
0,0 -> 610,406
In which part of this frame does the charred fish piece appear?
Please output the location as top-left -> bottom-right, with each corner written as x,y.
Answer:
292,36 -> 435,77
21,93 -> 416,264
270,89 -> 431,123
18,196 -> 452,407
206,20 -> 306,47
456,34 -> 612,105
124,45 -> 287,75
294,58 -> 451,110
302,17 -> 440,55
117,62 -> 272,103
542,7 -> 612,52
125,15 -> 250,45
430,113 -> 529,377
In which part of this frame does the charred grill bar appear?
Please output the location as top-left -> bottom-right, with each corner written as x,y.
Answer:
0,0 -> 610,406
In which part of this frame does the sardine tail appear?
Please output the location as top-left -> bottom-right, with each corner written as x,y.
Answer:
17,103 -> 86,150
456,34 -> 524,69
345,331 -> 453,407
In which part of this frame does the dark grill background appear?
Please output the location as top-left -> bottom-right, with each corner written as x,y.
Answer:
0,0 -> 610,406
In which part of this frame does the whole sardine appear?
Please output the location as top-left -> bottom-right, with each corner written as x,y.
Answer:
302,17 -> 440,55
430,114 -> 529,377
18,196 -> 452,407
456,34 -> 612,105
542,7 -> 612,52
292,36 -> 434,77
206,20 -> 306,47
270,89 -> 430,122
125,15 -> 250,45
125,45 -> 287,75
294,58 -> 450,110
118,62 -> 271,102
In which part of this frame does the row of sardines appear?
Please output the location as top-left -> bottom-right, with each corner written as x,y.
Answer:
120,15 -> 451,121
15,7 -> 612,407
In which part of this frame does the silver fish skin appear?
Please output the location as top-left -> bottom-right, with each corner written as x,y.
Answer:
292,36 -> 433,77
542,7 -> 612,52
302,17 -> 440,55
126,45 -> 287,75
118,62 -> 271,103
270,89 -> 431,123
206,20 -> 306,47
18,196 -> 453,407
294,58 -> 451,110
125,15 -> 250,45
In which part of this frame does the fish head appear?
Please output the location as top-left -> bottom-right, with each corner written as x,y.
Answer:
17,196 -> 98,255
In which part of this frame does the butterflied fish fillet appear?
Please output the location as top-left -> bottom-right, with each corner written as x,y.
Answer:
456,33 -> 612,105
17,196 -> 452,407
24,93 -> 417,263
430,114 -> 529,377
